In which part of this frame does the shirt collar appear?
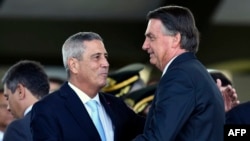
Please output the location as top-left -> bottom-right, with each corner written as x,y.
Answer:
68,82 -> 101,105
24,105 -> 33,116
162,55 -> 178,77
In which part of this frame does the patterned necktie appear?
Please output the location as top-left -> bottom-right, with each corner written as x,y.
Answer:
87,100 -> 106,141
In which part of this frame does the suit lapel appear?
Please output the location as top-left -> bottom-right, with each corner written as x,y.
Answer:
99,92 -> 117,128
60,83 -> 101,140
99,93 -> 119,140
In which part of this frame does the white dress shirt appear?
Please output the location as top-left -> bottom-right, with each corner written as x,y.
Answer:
68,82 -> 114,141
24,105 -> 33,116
0,131 -> 3,141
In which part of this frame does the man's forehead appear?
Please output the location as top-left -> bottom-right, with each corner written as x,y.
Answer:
146,20 -> 164,35
3,85 -> 11,94
3,84 -> 7,91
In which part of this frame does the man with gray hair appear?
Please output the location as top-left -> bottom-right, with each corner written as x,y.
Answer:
30,32 -> 145,141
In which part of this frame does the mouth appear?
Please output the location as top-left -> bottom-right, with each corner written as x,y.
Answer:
148,52 -> 154,58
100,72 -> 108,77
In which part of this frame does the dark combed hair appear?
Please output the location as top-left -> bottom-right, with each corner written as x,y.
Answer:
1,60 -> 49,99
210,72 -> 232,86
147,5 -> 200,53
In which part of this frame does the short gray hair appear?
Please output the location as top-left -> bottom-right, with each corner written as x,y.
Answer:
62,32 -> 103,77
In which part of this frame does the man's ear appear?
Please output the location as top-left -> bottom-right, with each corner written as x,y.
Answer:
68,58 -> 79,74
173,32 -> 181,47
16,84 -> 25,100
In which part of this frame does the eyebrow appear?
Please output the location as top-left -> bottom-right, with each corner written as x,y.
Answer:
145,32 -> 155,37
145,32 -> 154,38
145,33 -> 150,37
91,52 -> 108,57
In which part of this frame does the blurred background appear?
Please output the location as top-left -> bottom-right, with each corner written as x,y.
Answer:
0,0 -> 250,102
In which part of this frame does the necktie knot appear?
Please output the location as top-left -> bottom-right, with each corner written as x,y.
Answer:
87,100 -> 98,111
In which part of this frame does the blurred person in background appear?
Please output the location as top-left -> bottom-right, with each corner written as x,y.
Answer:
124,69 -> 239,117
209,70 -> 250,125
102,63 -> 146,99
0,88 -> 14,141
1,60 -> 49,141
208,69 -> 240,112
48,77 -> 65,93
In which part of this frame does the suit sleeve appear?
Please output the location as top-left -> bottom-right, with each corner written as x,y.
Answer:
3,120 -> 28,141
107,94 -> 145,141
30,101 -> 59,141
133,69 -> 195,141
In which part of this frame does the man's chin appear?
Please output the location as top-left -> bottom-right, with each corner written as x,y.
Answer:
149,59 -> 156,65
100,82 -> 107,88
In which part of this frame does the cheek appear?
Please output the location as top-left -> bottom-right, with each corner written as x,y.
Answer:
8,97 -> 16,109
8,99 -> 13,109
154,46 -> 164,59
161,40 -> 172,53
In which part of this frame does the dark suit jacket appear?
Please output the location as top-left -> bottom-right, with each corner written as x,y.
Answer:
133,52 -> 225,141
226,101 -> 250,124
3,112 -> 32,141
30,82 -> 145,141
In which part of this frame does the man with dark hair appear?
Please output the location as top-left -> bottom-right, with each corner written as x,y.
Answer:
208,69 -> 240,112
133,5 -> 224,141
1,60 -> 49,141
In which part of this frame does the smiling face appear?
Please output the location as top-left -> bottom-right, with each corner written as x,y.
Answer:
68,39 -> 109,96
142,19 -> 180,71
80,40 -> 109,88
